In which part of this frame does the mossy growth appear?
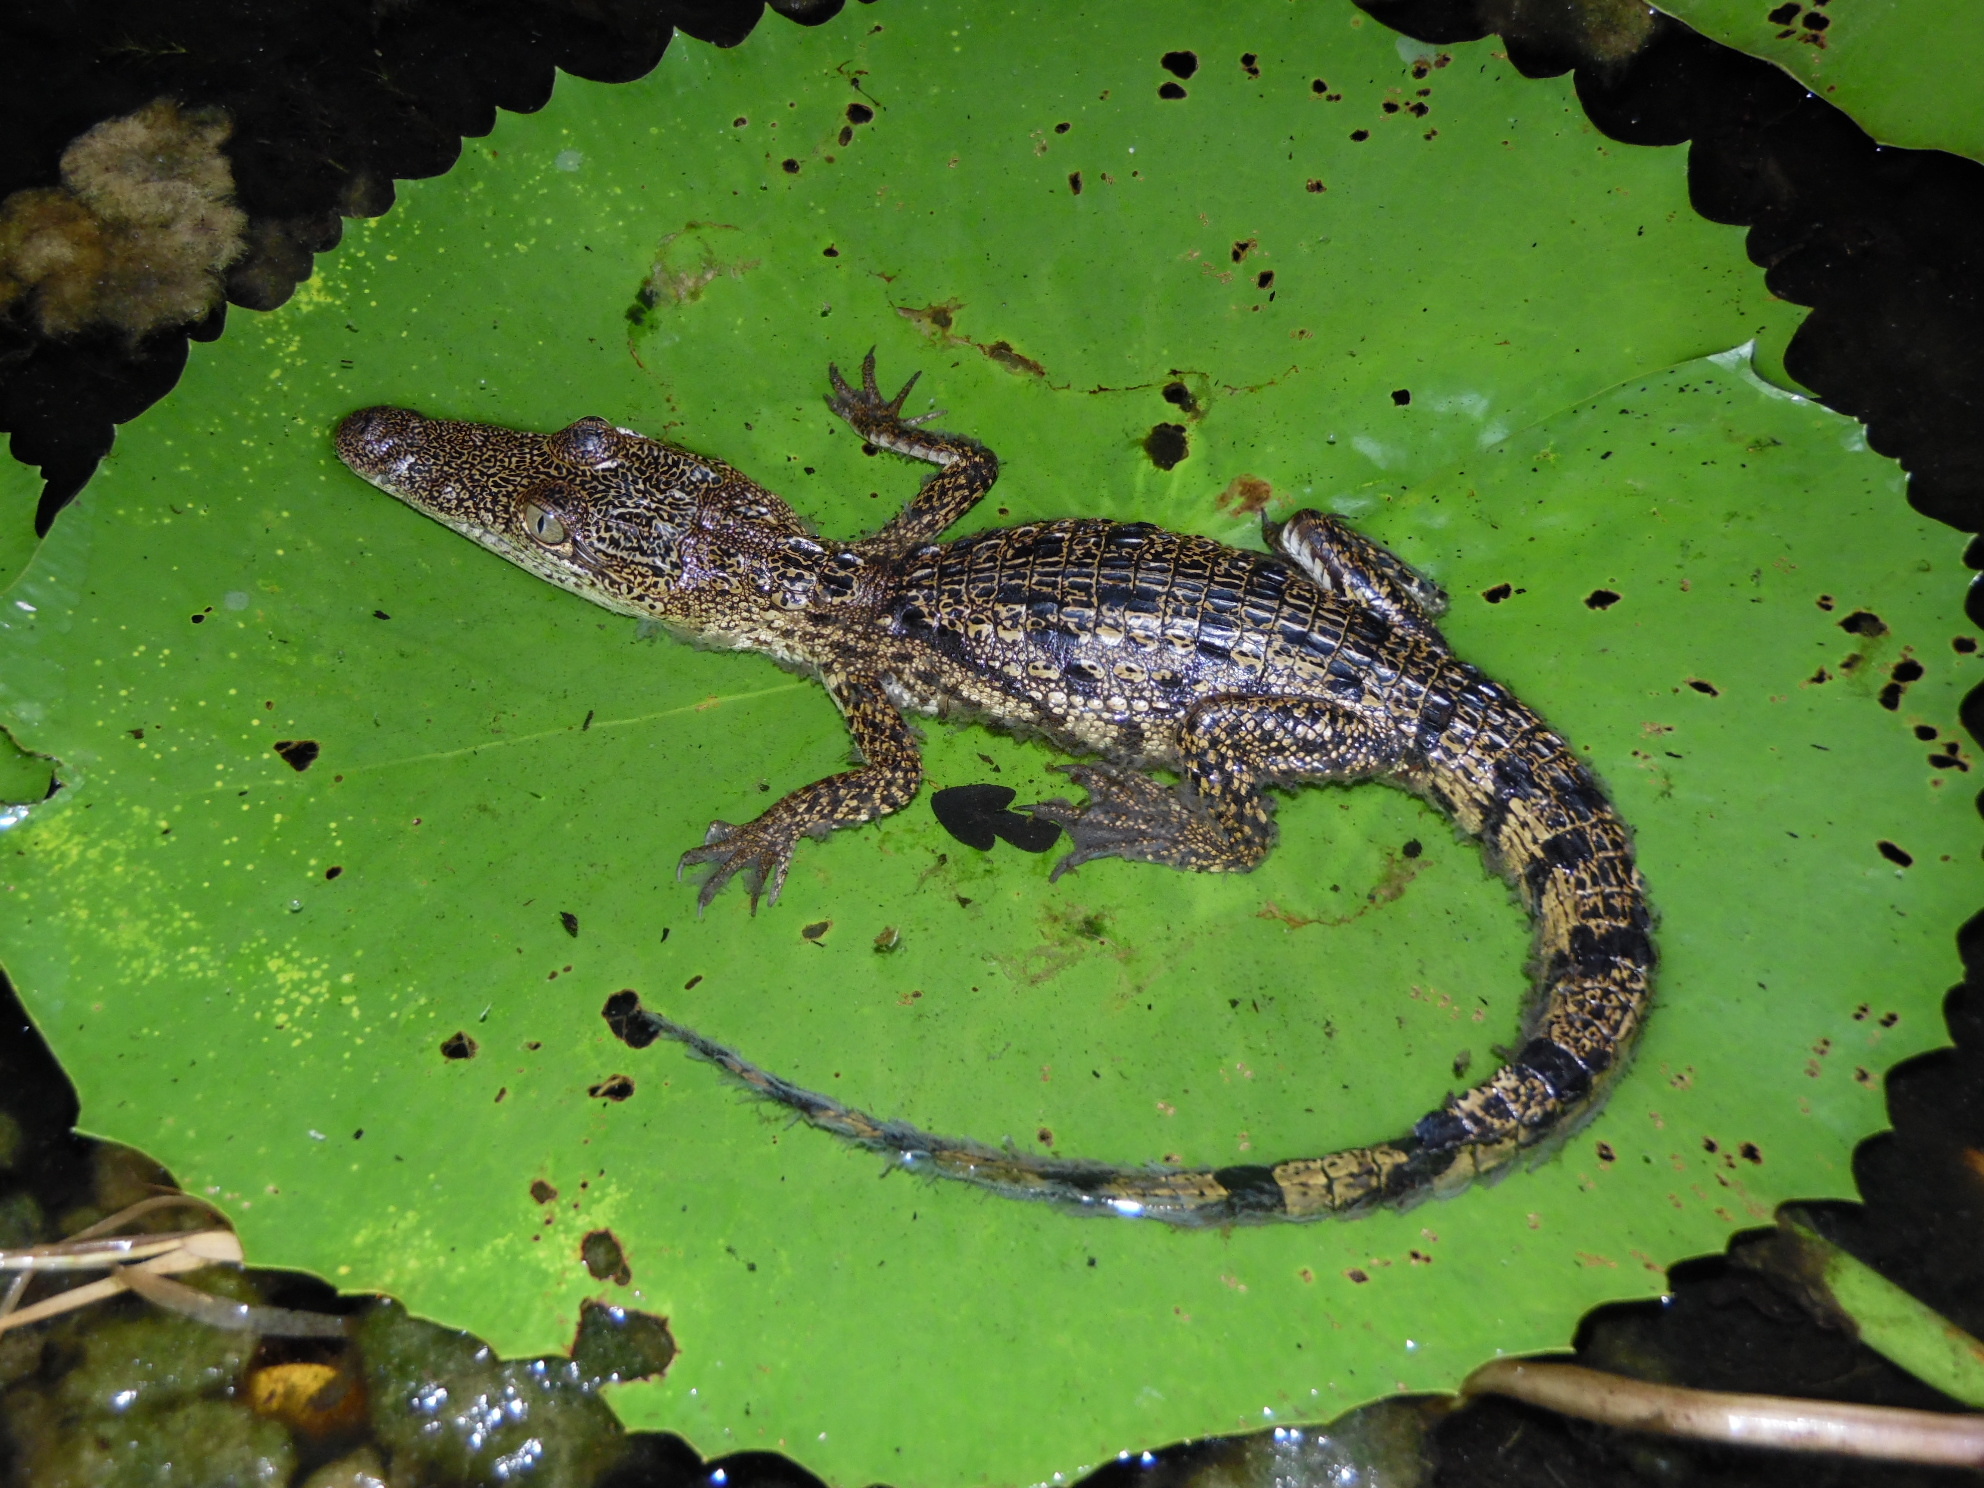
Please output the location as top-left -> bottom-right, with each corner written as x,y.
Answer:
0,99 -> 247,342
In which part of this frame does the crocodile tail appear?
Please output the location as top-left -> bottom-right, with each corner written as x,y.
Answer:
648,696 -> 1654,1225
646,1010 -> 1399,1223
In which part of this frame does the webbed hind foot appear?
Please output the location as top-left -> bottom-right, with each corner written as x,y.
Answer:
1024,763 -> 1268,878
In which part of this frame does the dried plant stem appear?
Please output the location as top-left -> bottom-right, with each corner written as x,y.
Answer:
1463,1359 -> 1984,1467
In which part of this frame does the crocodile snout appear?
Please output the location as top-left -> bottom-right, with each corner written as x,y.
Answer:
334,406 -> 428,478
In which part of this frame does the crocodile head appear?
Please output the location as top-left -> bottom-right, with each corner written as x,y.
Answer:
335,406 -> 722,620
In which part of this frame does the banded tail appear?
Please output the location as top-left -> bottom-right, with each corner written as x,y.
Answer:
646,730 -> 1654,1226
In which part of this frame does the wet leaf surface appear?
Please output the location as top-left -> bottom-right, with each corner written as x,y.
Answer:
0,4 -> 1967,1484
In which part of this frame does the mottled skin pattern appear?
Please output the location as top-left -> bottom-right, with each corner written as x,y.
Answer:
334,356 -> 1656,1225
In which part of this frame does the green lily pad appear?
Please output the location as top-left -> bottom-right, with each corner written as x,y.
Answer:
0,4 -> 1967,1485
1654,0 -> 1984,164
0,454 -> 36,594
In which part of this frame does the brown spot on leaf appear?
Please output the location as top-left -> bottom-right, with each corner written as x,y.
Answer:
1217,474 -> 1274,515
984,340 -> 1046,377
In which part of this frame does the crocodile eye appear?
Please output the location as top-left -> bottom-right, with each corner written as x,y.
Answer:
520,501 -> 568,547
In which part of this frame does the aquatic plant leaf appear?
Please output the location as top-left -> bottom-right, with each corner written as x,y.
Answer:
0,5 -> 1967,1485
0,456 -> 36,592
1655,0 -> 1984,163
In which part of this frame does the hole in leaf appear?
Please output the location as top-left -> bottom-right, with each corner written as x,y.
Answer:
1143,423 -> 1189,470
1838,609 -> 1886,636
581,1229 -> 632,1285
602,991 -> 663,1049
589,1074 -> 635,1102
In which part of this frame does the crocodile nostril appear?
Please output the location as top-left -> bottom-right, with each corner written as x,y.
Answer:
335,406 -> 419,468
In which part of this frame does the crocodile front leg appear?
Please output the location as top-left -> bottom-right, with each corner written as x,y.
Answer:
678,669 -> 922,912
829,352 -> 999,550
1029,696 -> 1403,876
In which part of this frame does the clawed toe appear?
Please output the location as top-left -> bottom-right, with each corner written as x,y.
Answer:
826,350 -> 929,442
677,820 -> 796,915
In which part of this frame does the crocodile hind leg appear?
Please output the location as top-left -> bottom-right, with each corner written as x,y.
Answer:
1266,509 -> 1448,629
1028,696 -> 1404,877
827,352 -> 1000,550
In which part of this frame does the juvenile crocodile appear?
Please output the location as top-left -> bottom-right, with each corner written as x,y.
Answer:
334,355 -> 1655,1225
